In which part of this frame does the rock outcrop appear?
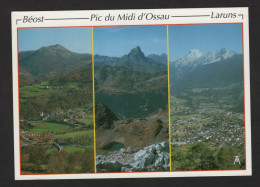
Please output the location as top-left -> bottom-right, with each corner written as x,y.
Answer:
96,106 -> 169,150
96,141 -> 170,172
95,102 -> 118,129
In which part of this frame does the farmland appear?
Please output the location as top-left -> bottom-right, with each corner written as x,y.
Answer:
19,65 -> 95,174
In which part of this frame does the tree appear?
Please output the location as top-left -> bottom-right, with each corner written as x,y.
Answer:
28,145 -> 47,165
47,150 -> 69,173
185,142 -> 218,170
81,148 -> 95,173
217,146 -> 244,169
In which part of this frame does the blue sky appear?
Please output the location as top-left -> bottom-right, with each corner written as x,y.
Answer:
18,24 -> 242,61
93,26 -> 167,57
168,24 -> 243,61
18,27 -> 91,53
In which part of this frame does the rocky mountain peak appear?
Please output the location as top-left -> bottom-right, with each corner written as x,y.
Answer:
202,48 -> 237,64
174,49 -> 204,68
128,46 -> 145,58
187,49 -> 204,58
218,48 -> 236,58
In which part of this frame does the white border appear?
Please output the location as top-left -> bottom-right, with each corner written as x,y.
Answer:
12,7 -> 251,180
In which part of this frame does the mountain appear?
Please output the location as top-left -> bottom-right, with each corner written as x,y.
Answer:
115,46 -> 166,73
94,47 -> 168,118
172,54 -> 243,93
94,46 -> 167,74
170,48 -> 244,115
199,48 -> 237,65
120,46 -> 147,64
19,44 -> 92,85
147,53 -> 167,65
172,48 -> 238,79
94,54 -> 118,65
174,49 -> 204,69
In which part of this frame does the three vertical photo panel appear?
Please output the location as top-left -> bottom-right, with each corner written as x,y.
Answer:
17,24 -> 245,174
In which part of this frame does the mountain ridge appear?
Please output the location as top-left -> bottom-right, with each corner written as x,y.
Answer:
171,53 -> 243,94
171,48 -> 240,79
19,44 -> 92,86
95,46 -> 167,73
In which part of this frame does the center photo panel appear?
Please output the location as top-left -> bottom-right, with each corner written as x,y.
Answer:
93,26 -> 170,172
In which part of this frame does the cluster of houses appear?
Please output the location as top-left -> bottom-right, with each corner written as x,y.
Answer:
171,111 -> 244,147
45,85 -> 63,89
40,109 -> 89,124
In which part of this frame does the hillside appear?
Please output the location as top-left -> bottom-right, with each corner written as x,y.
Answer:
19,44 -> 92,86
147,53 -> 167,65
95,104 -> 169,151
172,54 -> 243,93
19,65 -> 93,120
95,65 -> 168,118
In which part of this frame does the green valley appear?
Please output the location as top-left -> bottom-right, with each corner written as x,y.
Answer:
19,45 -> 95,174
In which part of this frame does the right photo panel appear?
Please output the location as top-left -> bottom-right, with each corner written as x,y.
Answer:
169,24 -> 245,171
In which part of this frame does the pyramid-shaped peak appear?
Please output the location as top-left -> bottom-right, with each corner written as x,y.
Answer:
128,46 -> 145,57
132,46 -> 142,52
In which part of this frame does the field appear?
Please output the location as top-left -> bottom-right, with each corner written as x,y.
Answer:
29,121 -> 71,134
64,146 -> 92,153
20,78 -> 95,174
76,118 -> 93,125
55,130 -> 94,139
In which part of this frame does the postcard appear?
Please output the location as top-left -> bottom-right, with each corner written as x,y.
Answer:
11,7 -> 251,180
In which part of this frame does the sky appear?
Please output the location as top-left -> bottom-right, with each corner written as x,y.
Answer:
18,27 -> 92,53
18,24 -> 242,61
168,24 -> 243,61
93,26 -> 167,57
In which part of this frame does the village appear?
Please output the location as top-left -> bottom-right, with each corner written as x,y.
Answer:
39,108 -> 92,124
20,108 -> 94,148
171,110 -> 244,148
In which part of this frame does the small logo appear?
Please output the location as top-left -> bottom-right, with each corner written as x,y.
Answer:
233,155 -> 240,165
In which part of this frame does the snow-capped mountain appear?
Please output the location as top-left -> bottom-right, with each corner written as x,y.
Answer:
174,49 -> 204,70
172,48 -> 238,78
200,48 -> 237,65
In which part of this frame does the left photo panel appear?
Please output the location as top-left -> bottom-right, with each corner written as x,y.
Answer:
18,28 -> 95,174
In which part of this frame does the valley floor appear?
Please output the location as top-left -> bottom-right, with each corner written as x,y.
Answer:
170,91 -> 245,171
